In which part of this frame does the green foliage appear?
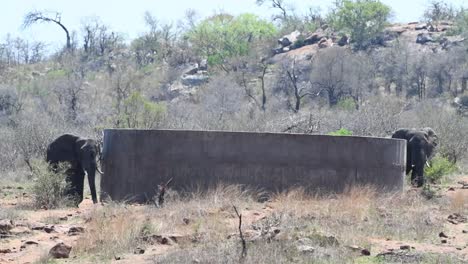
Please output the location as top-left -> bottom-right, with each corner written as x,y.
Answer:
328,0 -> 391,49
31,159 -> 72,209
46,69 -> 67,79
425,155 -> 458,184
117,91 -> 166,129
449,8 -> 468,37
328,128 -> 353,136
336,97 -> 357,111
187,13 -> 277,67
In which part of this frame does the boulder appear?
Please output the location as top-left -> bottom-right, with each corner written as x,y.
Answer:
304,30 -> 325,45
278,30 -> 301,47
416,33 -> 433,44
318,38 -> 332,49
297,245 -> 315,254
337,35 -> 349,46
49,242 -> 72,259
198,59 -> 208,71
181,73 -> 209,86
415,23 -> 428,30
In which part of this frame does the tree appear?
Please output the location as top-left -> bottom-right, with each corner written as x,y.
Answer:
328,0 -> 391,50
23,11 -> 72,50
256,0 -> 290,22
117,91 -> 166,129
131,12 -> 177,67
310,47 -> 374,107
423,1 -> 456,27
187,13 -> 276,70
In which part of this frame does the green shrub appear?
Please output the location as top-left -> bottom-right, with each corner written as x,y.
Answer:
31,159 -> 72,209
336,97 -> 357,111
328,128 -> 353,136
425,155 -> 458,184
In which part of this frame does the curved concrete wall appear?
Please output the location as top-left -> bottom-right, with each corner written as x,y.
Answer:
101,129 -> 406,202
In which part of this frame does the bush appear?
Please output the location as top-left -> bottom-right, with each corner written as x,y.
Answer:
328,128 -> 353,136
30,159 -> 72,209
425,155 -> 458,184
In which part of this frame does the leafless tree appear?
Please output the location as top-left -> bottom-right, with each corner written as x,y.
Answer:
23,11 -> 72,50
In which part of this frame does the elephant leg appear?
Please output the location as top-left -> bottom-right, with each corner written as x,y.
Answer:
74,169 -> 85,205
411,163 -> 425,188
67,168 -> 85,207
406,147 -> 412,175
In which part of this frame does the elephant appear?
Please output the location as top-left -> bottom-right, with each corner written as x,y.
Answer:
46,134 -> 102,206
391,127 -> 438,187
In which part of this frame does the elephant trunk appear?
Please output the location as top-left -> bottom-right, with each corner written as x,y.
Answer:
85,164 -> 98,204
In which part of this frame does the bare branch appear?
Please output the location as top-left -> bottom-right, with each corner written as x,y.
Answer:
233,205 -> 247,259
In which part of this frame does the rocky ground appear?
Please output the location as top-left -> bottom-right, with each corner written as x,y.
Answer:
0,176 -> 467,264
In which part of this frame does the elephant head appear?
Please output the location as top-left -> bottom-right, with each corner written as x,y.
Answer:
76,139 -> 101,204
46,134 -> 101,205
408,131 -> 437,187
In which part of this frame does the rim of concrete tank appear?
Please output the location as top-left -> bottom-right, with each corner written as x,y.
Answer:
102,128 -> 406,143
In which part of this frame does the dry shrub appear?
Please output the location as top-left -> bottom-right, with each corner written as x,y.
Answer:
30,159 -> 72,209
74,203 -> 145,259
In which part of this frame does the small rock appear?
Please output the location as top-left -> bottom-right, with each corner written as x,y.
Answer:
183,218 -> 190,225
0,219 -> 14,233
59,216 -> 68,221
0,249 -> 12,253
462,230 -> 467,234
439,232 -> 448,238
31,222 -> 46,230
297,245 -> 315,254
67,214 -> 73,217
456,247 -> 462,250
134,247 -> 145,254
448,213 -> 467,225
44,225 -> 55,233
448,187 -> 455,191
68,226 -> 85,236
441,239 -> 447,244
361,249 -> 371,256
49,242 -> 72,259
21,240 -> 39,249
114,255 -> 122,260
400,245 -> 411,250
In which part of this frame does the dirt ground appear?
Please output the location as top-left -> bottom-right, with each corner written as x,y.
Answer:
0,176 -> 467,264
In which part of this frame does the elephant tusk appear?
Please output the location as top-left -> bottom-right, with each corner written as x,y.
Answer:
426,161 -> 431,168
97,167 -> 104,174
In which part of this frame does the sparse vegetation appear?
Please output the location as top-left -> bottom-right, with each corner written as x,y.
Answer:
30,159 -> 72,209
0,1 -> 468,263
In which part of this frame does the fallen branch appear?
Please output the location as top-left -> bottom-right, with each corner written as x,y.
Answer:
233,205 -> 247,260
157,177 -> 173,207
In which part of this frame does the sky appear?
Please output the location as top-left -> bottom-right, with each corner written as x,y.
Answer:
1,0 -> 467,51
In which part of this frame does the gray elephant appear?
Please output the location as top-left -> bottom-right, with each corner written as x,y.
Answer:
46,134 -> 102,206
391,127 -> 438,187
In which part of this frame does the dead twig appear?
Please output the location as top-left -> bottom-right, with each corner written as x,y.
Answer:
233,205 -> 247,260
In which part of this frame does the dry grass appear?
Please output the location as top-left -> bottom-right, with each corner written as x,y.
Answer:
73,202 -> 146,260
67,184 -> 460,263
449,191 -> 468,214
269,185 -> 444,246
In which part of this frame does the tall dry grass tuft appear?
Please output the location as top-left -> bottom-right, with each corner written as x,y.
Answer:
449,191 -> 468,214
74,203 -> 145,259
